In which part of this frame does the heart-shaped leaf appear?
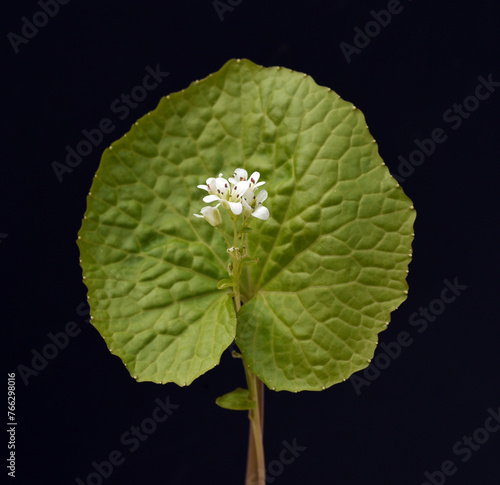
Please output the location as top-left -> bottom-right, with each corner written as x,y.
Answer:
78,59 -> 415,391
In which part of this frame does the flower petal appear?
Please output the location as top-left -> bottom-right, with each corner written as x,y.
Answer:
233,168 -> 248,182
252,205 -> 269,220
203,194 -> 220,203
242,187 -> 255,205
241,198 -> 253,216
232,180 -> 251,199
229,201 -> 243,215
248,171 -> 260,186
215,177 -> 230,198
193,213 -> 204,218
197,184 -> 209,191
206,178 -> 217,193
255,190 -> 268,204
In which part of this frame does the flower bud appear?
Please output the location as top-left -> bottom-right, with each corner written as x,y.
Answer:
200,206 -> 222,226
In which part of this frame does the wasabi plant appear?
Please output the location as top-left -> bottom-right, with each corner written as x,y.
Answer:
77,59 -> 415,484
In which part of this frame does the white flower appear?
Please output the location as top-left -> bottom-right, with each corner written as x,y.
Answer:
198,173 -> 248,215
193,206 -> 222,226
242,187 -> 270,220
196,168 -> 269,220
229,169 -> 266,190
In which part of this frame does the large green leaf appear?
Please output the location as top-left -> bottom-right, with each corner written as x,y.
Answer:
78,59 -> 415,391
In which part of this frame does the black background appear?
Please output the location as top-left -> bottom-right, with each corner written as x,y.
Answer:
3,1 -> 500,484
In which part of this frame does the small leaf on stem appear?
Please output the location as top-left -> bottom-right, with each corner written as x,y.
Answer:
216,388 -> 256,410
217,279 -> 234,289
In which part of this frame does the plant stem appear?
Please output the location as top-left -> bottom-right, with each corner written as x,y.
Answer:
243,363 -> 265,485
234,293 -> 265,485
230,214 -> 265,484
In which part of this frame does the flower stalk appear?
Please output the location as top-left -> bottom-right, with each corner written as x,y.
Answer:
194,168 -> 269,485
230,253 -> 265,485
243,359 -> 266,485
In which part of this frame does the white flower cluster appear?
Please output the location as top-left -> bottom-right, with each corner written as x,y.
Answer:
194,168 -> 269,226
